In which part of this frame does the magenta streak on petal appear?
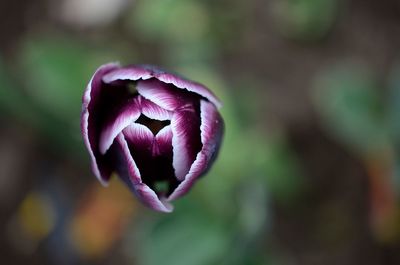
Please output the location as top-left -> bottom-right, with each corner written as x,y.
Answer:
115,134 -> 172,212
81,62 -> 120,185
140,97 -> 172,121
154,125 -> 173,156
99,98 -> 141,154
102,66 -> 153,84
136,79 -> 187,111
171,108 -> 202,181
168,100 -> 223,200
123,123 -> 154,151
155,72 -> 222,109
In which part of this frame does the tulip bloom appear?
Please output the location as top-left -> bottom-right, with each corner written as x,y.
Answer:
81,63 -> 224,212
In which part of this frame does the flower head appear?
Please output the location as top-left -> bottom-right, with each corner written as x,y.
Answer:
81,63 -> 224,212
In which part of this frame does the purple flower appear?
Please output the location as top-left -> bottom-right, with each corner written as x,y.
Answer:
81,63 -> 224,212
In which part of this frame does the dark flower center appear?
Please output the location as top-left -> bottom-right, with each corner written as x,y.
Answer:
136,114 -> 171,135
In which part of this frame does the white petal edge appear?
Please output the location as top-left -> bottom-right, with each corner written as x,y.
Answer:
123,122 -> 154,144
81,62 -> 120,186
155,72 -> 222,109
140,97 -> 172,120
170,110 -> 198,181
168,100 -> 222,200
134,183 -> 174,213
136,79 -> 181,111
99,101 -> 141,154
102,67 -> 153,83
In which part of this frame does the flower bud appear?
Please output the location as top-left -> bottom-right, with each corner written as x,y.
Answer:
81,63 -> 224,212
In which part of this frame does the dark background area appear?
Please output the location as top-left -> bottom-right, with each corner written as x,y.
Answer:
1,0 -> 400,264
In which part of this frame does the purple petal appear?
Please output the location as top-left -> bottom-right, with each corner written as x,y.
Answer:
123,123 -> 154,152
168,152 -> 207,201
199,101 -> 224,148
171,108 -> 202,181
124,123 -> 176,188
81,62 -> 120,185
99,98 -> 141,154
101,64 -> 222,109
115,133 -> 141,185
154,125 -> 173,156
140,97 -> 172,120
115,134 -> 173,212
155,72 -> 222,109
168,100 -> 223,200
102,66 -> 153,83
134,183 -> 173,212
124,120 -> 178,196
99,96 -> 170,154
136,79 -> 190,111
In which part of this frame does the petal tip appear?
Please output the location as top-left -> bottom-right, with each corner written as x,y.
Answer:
134,184 -> 174,213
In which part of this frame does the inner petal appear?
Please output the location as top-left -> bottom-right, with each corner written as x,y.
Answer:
140,97 -> 172,121
171,106 -> 202,181
98,81 -> 171,154
96,80 -> 140,154
99,98 -> 141,154
136,78 -> 200,111
123,123 -> 178,196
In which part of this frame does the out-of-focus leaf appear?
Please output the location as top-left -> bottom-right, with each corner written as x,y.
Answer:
130,0 -> 209,44
0,56 -> 78,154
0,56 -> 35,120
131,211 -> 230,265
15,35 -> 123,157
271,0 -> 339,41
20,36 -> 102,121
262,135 -> 305,205
313,62 -> 390,155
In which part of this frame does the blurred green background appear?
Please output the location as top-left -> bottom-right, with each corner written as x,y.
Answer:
1,0 -> 400,264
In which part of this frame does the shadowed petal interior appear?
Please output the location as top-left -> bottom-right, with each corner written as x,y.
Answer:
124,123 -> 178,197
81,62 -> 120,185
114,134 -> 172,212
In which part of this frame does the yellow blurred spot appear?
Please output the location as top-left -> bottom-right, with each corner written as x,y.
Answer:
69,178 -> 136,259
17,192 -> 56,240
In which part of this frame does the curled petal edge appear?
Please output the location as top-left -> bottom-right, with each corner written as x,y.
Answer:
99,99 -> 141,154
81,62 -> 120,186
155,72 -> 222,109
101,65 -> 222,109
171,109 -> 201,181
168,100 -> 223,200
